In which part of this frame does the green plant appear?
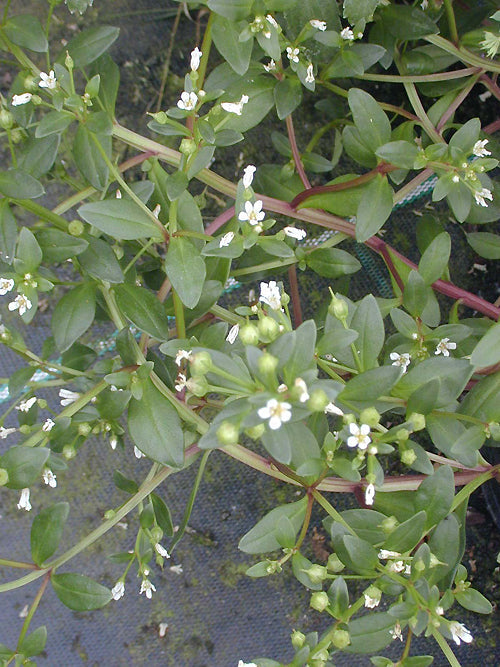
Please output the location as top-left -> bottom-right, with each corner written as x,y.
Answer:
0,0 -> 500,665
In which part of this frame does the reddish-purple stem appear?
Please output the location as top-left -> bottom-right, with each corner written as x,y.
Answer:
204,205 -> 235,236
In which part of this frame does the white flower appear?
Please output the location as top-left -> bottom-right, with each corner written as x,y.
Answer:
219,232 -> 234,248
0,426 -> 16,439
266,15 -> 279,30
134,446 -> 145,459
480,31 -> 500,59
390,622 -> 403,641
16,397 -> 37,413
434,338 -> 457,357
19,605 -> 29,618
259,280 -> 281,310
347,423 -> 371,450
452,174 -> 460,183
284,226 -> 306,241
286,46 -> 300,63
42,468 -> 57,488
221,94 -> 249,116
158,622 -> 169,637
59,388 -> 80,406
242,165 -> 256,189
111,581 -> 125,600
472,139 -> 491,157
239,200 -> 265,227
12,93 -> 32,106
155,543 -> 170,558
294,378 -> 309,403
305,63 -> 315,84
8,294 -> 32,316
390,352 -> 411,372
115,189 -> 122,199
139,570 -> 156,600
226,324 -> 239,345
310,20 -> 327,31
263,59 -> 276,72
473,187 -> 493,207
420,0 -> 428,9
174,372 -> 187,393
436,606 -> 444,616
365,483 -> 375,506
258,398 -> 292,430
324,401 -> 344,416
378,549 -> 401,560
17,488 -> 31,511
39,70 -> 57,89
109,436 -> 118,450
238,662 -> 258,667
389,560 -> 406,573
190,46 -> 202,72
42,418 -> 55,432
152,204 -> 161,219
340,27 -> 355,41
177,91 -> 198,111
449,621 -> 473,646
175,349 -> 192,366
170,564 -> 183,575
0,278 -> 15,295
364,586 -> 381,608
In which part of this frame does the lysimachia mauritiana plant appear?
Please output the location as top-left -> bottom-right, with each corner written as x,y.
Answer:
0,0 -> 499,664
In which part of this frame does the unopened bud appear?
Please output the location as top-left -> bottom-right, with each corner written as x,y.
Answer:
190,351 -> 212,375
216,421 -> 239,446
401,448 -> 416,465
307,389 -> 329,412
104,509 -> 115,520
488,422 -> 500,441
327,553 -> 345,572
306,564 -> 328,584
68,220 -> 84,236
359,407 -> 380,427
331,629 -> 351,649
63,445 -> 76,459
0,109 -> 14,130
258,352 -> 278,375
239,323 -> 259,346
244,423 -> 265,440
179,138 -> 196,156
258,316 -> 280,341
328,295 -> 349,321
65,51 -> 74,69
150,526 -> 163,543
78,423 -> 91,436
291,629 -> 306,649
381,515 -> 398,533
310,591 -> 329,612
408,412 -> 425,431
186,376 -> 208,397
0,468 -> 9,486
148,111 -> 168,124
19,425 -> 31,435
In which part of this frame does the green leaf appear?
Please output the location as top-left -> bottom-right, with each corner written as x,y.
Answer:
446,182 -> 472,223
37,229 -> 88,263
261,421 -> 317,465
383,511 -> 426,553
35,110 -> 74,138
426,514 -> 461,586
379,5 -> 439,39
212,15 -> 252,75
284,320 -> 317,379
351,295 -> 385,370
339,366 -> 401,402
345,613 -> 395,654
3,15 -> 48,52
14,227 -> 42,272
238,497 -> 307,554
79,236 -> 124,283
459,373 -> 500,423
207,0 -> 253,20
449,118 -> 480,153
455,588 -> 493,614
467,232 -> 500,259
470,321 -> 500,369
0,169 -> 44,199
355,175 -> 394,242
336,535 -> 379,574
342,126 -> 378,168
1,446 -> 50,489
51,284 -> 96,352
17,134 -> 60,179
151,493 -> 174,537
338,509 -> 387,544
51,572 -> 111,611
415,466 -> 454,530
348,89 -> 391,153
292,552 -> 322,590
78,199 -> 163,240
418,232 -> 451,285
329,576 -> 350,618
403,270 -> 440,326
274,78 -> 302,120
86,110 -> 113,135
343,0 -> 379,24
128,378 -> 184,467
164,237 -> 206,309
20,626 -> 47,658
90,54 -> 119,116
0,200 -> 17,265
31,502 -> 69,566
306,247 -> 361,278
375,141 -> 418,169
115,283 -> 170,341
186,145 -> 216,179
113,469 -> 138,494
63,25 -> 120,67
73,126 -> 109,190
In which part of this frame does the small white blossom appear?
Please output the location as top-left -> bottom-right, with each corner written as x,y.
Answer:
420,0 -> 428,9
389,560 -> 406,573
474,187 -> 493,207
450,621 -> 473,646
190,46 -> 202,72
305,63 -> 315,84
347,423 -> 371,450
109,436 -> 118,450
226,324 -> 239,345
17,488 -> 31,511
42,468 -> 57,488
340,27 -> 355,41
434,338 -> 457,357
324,401 -> 344,416
480,31 -> 500,59
111,581 -> 125,600
258,398 -> 292,430
436,606 -> 444,616
284,226 -> 306,240
364,586 -> 381,609
452,174 -> 460,183
115,189 -> 122,199
174,372 -> 187,393
219,232 -> 234,248
378,549 -> 401,560
390,622 -> 403,641
277,383 -> 288,393
11,93 -> 32,106
365,483 -> 375,506
472,139 -> 491,157
0,278 -> 15,295
175,349 -> 192,366
139,576 -> 156,599
152,204 -> 161,218
19,605 -> 29,619
0,426 -> 16,439
259,280 -> 281,310
238,662 -> 258,667
239,200 -> 265,226
159,622 -> 169,637
8,294 -> 32,316
59,388 -> 80,406
39,70 -> 57,89
265,15 -> 279,30
294,378 -> 309,403
286,46 -> 300,63
170,564 -> 183,575
263,59 -> 277,72
42,418 -> 55,432
390,352 -> 411,372
177,91 -> 198,111
16,397 -> 37,413
134,446 -> 145,459
221,94 -> 249,116
310,19 -> 327,31
242,165 -> 256,189
155,543 -> 170,558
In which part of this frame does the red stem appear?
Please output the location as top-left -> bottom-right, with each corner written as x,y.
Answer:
204,205 -> 235,236
285,114 -> 311,189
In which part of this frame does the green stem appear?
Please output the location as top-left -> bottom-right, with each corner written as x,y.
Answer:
100,285 -> 127,330
2,0 -> 12,23
355,67 -> 480,83
197,12 -> 214,86
451,466 -> 496,512
402,79 -> 444,144
6,130 -> 17,167
429,627 -> 461,667
172,291 -> 186,339
12,199 -> 68,231
425,35 -> 500,74
320,80 -> 418,121
16,573 -> 50,650
443,0 -> 459,44
310,490 -> 356,535
0,558 -> 37,570
295,492 -> 314,550
209,304 -> 244,325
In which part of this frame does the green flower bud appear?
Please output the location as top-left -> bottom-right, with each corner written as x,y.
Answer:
10,129 -> 23,144
359,407 -> 380,427
343,413 -> 356,425
408,412 -> 425,431
216,421 -> 239,446
0,109 -> 14,130
328,295 -> 349,321
150,526 -> 163,543
401,448 -> 416,465
265,559 -> 282,574
37,398 -> 48,410
149,111 -> 168,124
331,629 -> 351,649
290,629 -> 306,649
311,649 -> 329,662
488,422 -> 500,441
381,515 -> 398,533
310,591 -> 330,612
244,423 -> 265,440
327,553 -> 345,572
19,425 -> 31,435
258,352 -> 279,375
179,138 -> 196,156
239,323 -> 259,346
24,75 -> 37,91
0,468 -> 9,486
306,564 -> 328,584
258,316 -> 280,342
65,51 -> 74,70
63,445 -> 76,459
190,351 -> 212,375
414,558 -> 426,572
104,509 -> 115,520
78,423 -> 91,436
68,220 -> 84,236
186,376 -> 209,397
307,389 -> 329,412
